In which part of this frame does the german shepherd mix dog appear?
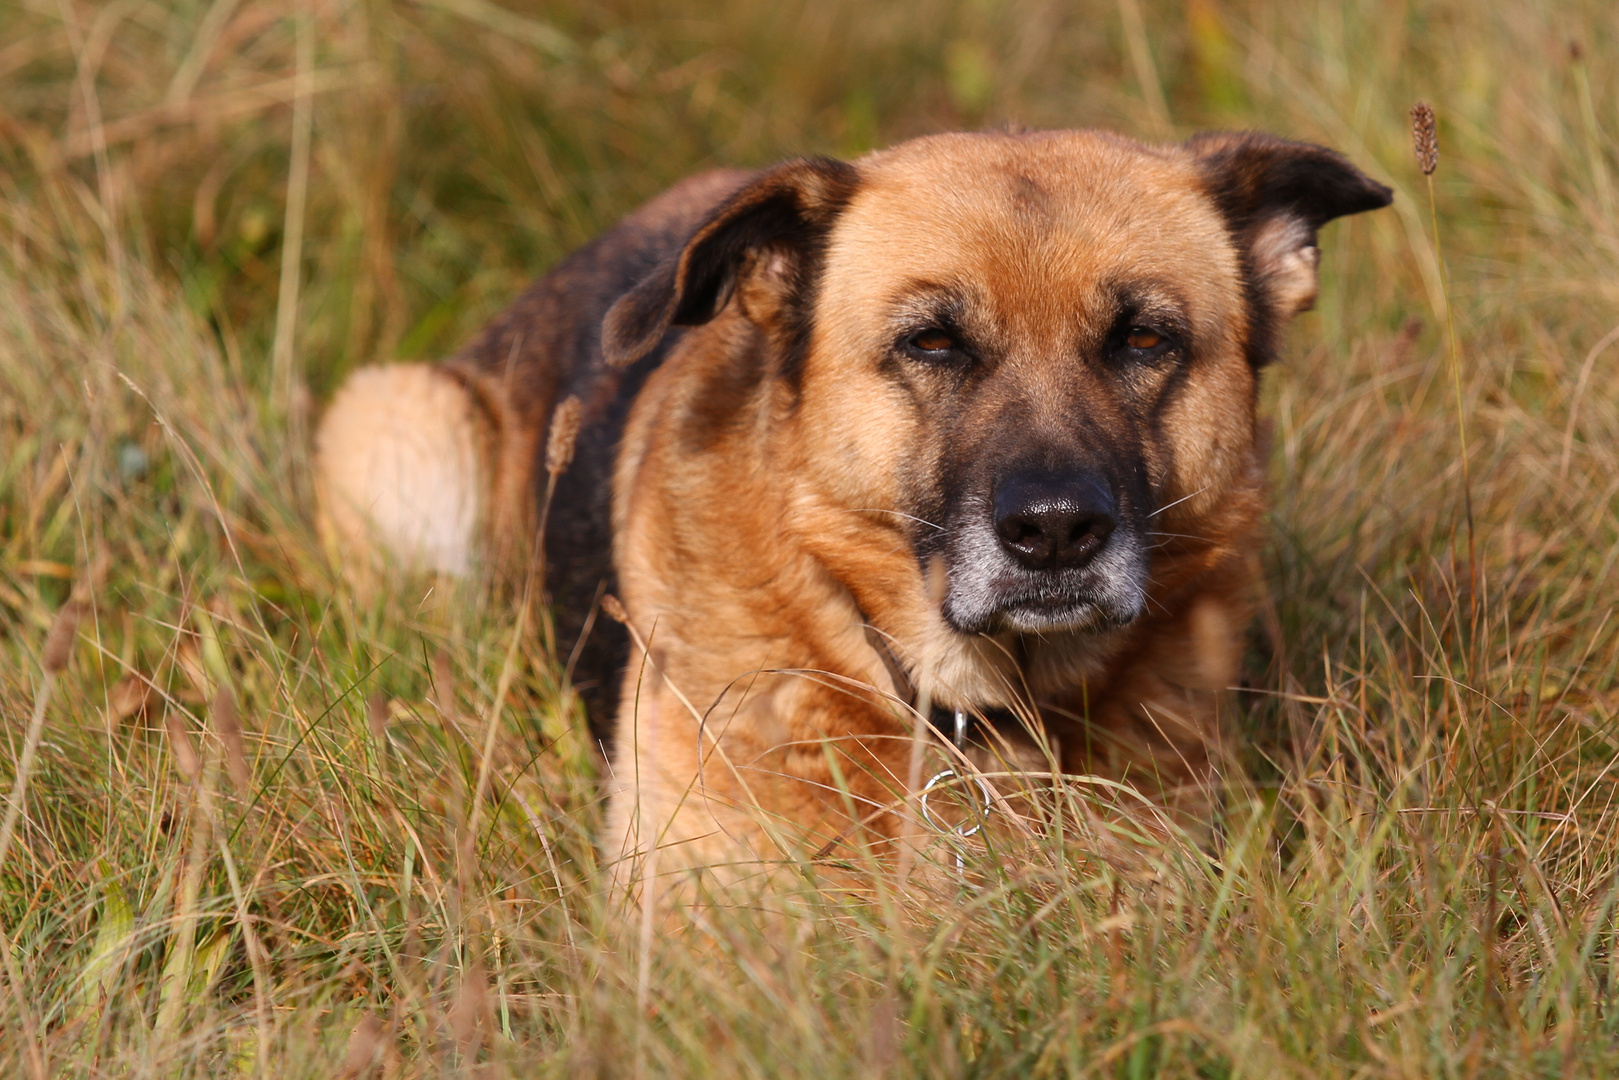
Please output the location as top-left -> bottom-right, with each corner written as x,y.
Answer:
316,129 -> 1391,898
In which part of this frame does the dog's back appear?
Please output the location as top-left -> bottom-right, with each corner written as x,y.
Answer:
315,168 -> 749,734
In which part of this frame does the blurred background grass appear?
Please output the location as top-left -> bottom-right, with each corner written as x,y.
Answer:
2,0 -> 1618,1076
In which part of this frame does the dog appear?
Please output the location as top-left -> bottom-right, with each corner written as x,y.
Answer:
315,128 -> 1391,897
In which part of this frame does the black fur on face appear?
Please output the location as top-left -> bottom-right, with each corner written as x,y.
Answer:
921,447 -> 1153,636
888,279 -> 1188,636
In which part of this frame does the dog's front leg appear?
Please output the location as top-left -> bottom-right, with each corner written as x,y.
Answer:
602,648 -> 912,907
602,665 -> 784,906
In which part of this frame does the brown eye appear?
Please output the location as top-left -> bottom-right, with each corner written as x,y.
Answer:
910,328 -> 955,352
1125,327 -> 1163,350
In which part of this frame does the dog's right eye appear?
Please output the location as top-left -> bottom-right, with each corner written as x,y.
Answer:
1125,327 -> 1163,350
906,328 -> 958,355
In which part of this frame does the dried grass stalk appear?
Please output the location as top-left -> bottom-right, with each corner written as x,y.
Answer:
367,691 -> 390,744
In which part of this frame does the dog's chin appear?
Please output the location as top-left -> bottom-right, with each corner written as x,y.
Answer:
935,526 -> 1149,637
993,599 -> 1137,635
941,587 -> 1144,637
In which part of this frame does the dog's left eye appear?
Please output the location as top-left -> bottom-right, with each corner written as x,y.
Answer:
1111,324 -> 1176,361
908,328 -> 957,353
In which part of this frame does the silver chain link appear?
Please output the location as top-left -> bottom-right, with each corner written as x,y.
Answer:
917,708 -> 994,872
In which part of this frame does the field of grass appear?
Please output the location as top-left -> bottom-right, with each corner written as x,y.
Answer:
2,0 -> 1617,1075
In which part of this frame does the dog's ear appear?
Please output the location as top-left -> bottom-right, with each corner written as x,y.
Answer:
601,158 -> 861,368
1188,132 -> 1392,323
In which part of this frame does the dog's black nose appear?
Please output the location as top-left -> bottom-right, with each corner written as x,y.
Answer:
992,472 -> 1117,571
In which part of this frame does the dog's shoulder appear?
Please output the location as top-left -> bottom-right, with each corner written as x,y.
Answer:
454,169 -> 754,741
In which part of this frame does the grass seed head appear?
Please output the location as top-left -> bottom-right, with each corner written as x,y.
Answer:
165,713 -> 201,783
212,684 -> 251,797
1411,101 -> 1439,176
336,1013 -> 386,1079
367,690 -> 390,744
449,964 -> 489,1059
546,395 -> 584,477
41,598 -> 84,674
107,674 -> 152,723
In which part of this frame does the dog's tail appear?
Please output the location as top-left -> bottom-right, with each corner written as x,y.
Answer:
313,364 -> 488,591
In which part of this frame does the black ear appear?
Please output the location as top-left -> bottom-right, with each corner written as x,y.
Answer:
601,158 -> 861,368
1188,132 -> 1392,325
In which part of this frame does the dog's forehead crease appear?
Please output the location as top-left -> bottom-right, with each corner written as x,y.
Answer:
825,132 -> 1244,343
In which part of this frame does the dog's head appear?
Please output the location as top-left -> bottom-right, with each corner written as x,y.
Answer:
604,130 -> 1390,645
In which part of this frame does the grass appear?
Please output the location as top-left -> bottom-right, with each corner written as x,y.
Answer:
1,0 -> 1617,1075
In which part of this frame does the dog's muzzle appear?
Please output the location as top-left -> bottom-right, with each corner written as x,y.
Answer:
938,468 -> 1147,635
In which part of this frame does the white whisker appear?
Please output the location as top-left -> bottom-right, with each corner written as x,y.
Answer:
1148,486 -> 1209,518
841,507 -> 946,531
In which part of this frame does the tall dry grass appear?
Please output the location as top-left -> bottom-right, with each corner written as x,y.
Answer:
1,0 -> 1616,1075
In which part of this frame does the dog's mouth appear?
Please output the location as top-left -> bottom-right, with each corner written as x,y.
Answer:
934,518 -> 1148,636
979,586 -> 1142,635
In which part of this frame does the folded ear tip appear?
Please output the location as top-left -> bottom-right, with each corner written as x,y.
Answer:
1332,173 -> 1394,223
1343,169 -> 1394,211
600,296 -> 658,369
600,345 -> 640,370
595,160 -> 860,373
600,259 -> 683,369
1191,129 -> 1395,227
